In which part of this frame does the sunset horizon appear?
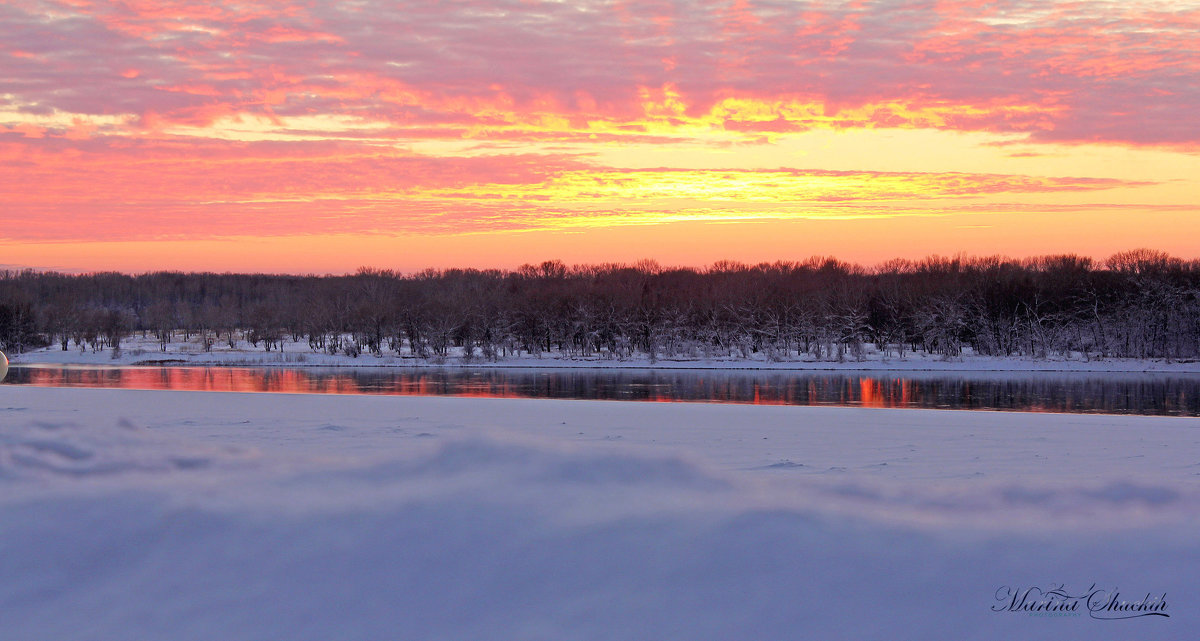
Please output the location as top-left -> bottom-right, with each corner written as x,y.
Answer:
4,0 -> 1198,273
7,241 -> 1199,277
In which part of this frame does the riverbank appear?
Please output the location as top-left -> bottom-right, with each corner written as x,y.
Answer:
11,336 -> 1200,373
2,387 -> 1197,640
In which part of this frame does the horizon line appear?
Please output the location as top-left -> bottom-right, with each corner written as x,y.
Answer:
5,248 -> 1195,279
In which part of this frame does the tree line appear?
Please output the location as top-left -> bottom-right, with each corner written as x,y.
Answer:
1,249 -> 1198,362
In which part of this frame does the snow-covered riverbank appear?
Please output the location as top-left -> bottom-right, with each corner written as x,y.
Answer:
2,386 -> 1197,640
11,336 -> 1200,373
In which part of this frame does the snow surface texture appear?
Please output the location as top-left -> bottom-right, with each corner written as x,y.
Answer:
14,336 -> 1200,372
2,387 -> 1198,640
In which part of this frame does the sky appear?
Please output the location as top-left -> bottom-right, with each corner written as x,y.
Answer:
2,0 -> 1199,274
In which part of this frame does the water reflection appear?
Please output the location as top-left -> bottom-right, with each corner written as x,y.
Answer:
6,365 -> 1200,416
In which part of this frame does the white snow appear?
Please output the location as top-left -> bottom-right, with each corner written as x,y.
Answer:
13,335 -> 1200,372
2,386 -> 1198,639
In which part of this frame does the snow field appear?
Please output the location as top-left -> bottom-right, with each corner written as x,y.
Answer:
1,387 -> 1197,640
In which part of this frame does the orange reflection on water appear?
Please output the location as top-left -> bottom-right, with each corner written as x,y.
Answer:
20,366 -> 558,401
22,366 -> 368,395
859,377 -> 884,408
10,366 -> 1196,416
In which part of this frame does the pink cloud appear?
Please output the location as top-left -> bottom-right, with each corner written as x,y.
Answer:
2,0 -> 1197,145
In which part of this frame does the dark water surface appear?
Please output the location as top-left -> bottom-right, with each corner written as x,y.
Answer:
6,365 -> 1200,416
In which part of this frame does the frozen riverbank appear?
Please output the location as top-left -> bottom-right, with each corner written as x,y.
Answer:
2,387 -> 1197,640
11,336 -> 1200,373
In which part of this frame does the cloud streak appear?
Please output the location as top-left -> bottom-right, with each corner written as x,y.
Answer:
0,134 -> 1156,242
